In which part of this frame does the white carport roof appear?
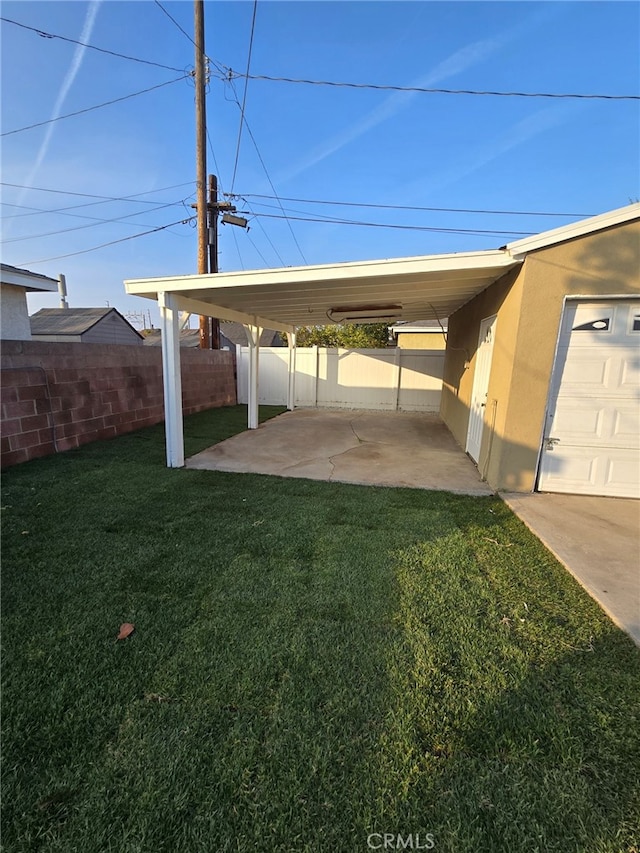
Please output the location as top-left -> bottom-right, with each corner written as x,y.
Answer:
123,202 -> 639,468
124,201 -> 640,332
124,249 -> 519,333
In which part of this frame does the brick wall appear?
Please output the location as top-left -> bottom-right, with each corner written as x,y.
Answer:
1,340 -> 236,468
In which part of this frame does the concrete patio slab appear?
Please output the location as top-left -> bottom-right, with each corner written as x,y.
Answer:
187,408 -> 493,495
502,492 -> 640,646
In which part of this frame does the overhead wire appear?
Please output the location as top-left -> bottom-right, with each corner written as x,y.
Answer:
224,71 -> 640,101
1,75 -> 190,137
153,0 -> 198,49
1,199 -> 191,244
226,78 -> 308,264
0,180 -> 194,206
230,226 -> 245,270
230,0 -> 258,193
230,193 -> 593,219
237,198 -> 286,266
237,210 -> 534,237
19,217 -> 196,266
0,16 -> 185,72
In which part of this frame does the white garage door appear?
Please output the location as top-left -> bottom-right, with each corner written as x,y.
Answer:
538,299 -> 640,498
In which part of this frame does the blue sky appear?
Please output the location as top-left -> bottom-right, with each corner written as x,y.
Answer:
1,1 -> 638,327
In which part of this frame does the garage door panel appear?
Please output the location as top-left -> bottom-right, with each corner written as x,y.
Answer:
551,400 -> 639,446
605,456 -> 640,492
621,357 -> 640,388
541,447 -> 639,498
538,299 -> 639,498
556,350 -> 638,394
612,406 -> 640,444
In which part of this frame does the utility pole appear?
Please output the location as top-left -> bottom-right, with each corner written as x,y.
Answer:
194,0 -> 210,349
208,174 -> 220,348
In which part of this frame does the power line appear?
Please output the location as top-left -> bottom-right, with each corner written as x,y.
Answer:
230,226 -> 245,271
230,0 -> 258,193
230,193 -> 593,219
0,180 -> 194,206
1,199 -> 190,244
206,129 -> 225,196
238,198 -> 286,266
238,210 -> 534,237
1,75 -> 190,137
0,16 -> 185,72
245,232 -> 269,267
225,71 -> 640,101
154,1 -> 197,49
19,217 -> 195,266
226,79 -> 307,264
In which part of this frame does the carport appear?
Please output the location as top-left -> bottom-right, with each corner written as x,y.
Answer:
125,249 -> 519,468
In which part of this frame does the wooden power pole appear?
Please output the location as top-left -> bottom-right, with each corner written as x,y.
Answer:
208,174 -> 220,349
194,0 -> 210,349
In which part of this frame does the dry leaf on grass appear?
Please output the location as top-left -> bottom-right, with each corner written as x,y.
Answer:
117,623 -> 135,640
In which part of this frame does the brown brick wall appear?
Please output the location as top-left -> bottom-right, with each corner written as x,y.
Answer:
1,340 -> 236,468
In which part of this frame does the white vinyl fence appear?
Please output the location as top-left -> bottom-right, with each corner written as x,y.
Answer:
236,347 -> 444,412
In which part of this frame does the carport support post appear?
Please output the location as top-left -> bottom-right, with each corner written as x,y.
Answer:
158,291 -> 184,467
244,323 -> 262,429
287,330 -> 297,411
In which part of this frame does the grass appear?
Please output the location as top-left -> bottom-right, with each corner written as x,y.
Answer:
2,404 -> 639,853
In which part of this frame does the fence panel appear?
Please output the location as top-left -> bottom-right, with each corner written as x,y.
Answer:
237,347 -> 444,412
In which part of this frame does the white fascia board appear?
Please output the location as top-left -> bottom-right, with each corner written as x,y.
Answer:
125,249 -> 515,295
170,293 -> 294,335
2,269 -> 58,291
507,202 -> 640,259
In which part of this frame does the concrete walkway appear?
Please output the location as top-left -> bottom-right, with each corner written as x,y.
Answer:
503,492 -> 640,646
187,408 -> 493,495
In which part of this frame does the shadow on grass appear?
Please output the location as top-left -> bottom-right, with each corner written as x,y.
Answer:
373,495 -> 640,851
1,413 -> 638,853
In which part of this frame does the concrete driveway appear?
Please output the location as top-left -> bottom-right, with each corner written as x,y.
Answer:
503,492 -> 640,646
187,408 -> 492,495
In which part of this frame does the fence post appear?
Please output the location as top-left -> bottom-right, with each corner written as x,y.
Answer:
394,347 -> 402,411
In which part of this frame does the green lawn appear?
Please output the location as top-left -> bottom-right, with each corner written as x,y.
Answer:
2,405 -> 639,853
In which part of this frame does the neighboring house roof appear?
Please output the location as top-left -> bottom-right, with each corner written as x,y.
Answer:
142,329 -> 201,347
220,322 -> 285,347
30,307 -> 143,339
1,263 -> 59,292
142,324 -> 284,348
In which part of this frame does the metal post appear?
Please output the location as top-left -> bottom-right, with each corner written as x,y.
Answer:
245,324 -> 262,429
287,330 -> 297,411
159,291 -> 185,467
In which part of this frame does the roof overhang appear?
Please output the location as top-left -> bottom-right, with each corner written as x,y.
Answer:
125,249 -> 519,332
1,265 -> 59,293
506,202 -> 640,259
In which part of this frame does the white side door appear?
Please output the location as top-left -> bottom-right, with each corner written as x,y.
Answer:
466,315 -> 497,463
538,300 -> 640,498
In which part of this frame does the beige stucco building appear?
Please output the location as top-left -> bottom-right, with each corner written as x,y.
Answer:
441,213 -> 639,495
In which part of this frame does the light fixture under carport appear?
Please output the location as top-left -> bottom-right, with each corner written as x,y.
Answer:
327,304 -> 402,323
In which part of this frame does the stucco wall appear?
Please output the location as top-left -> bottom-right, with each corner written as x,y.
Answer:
1,285 -> 31,341
441,218 -> 640,492
396,331 -> 446,350
440,266 -> 523,458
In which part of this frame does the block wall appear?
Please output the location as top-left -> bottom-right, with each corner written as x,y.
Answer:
1,340 -> 236,468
